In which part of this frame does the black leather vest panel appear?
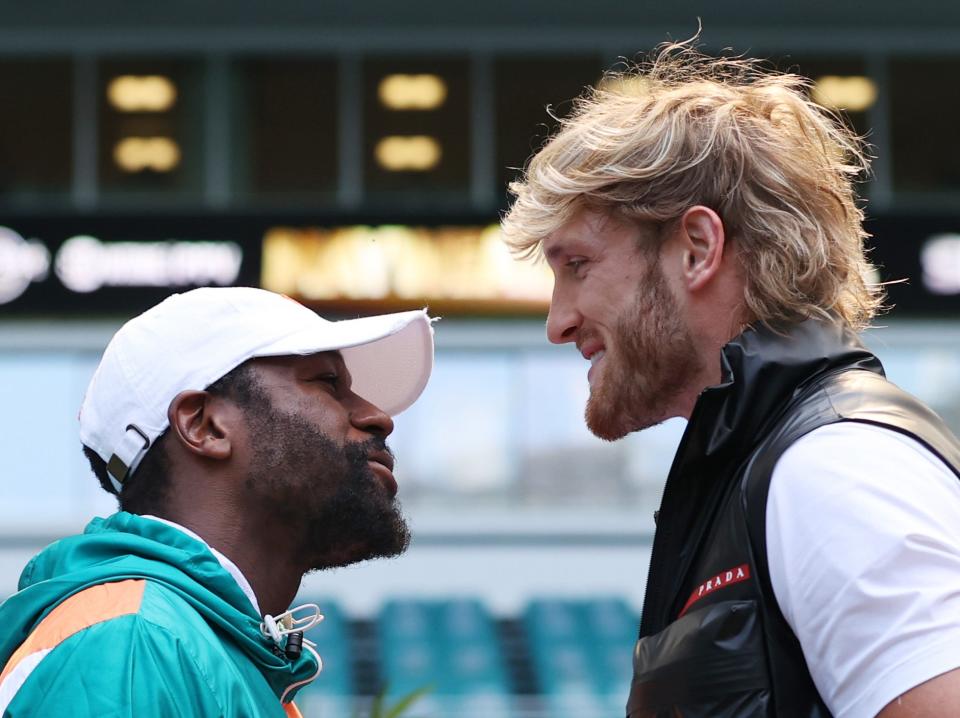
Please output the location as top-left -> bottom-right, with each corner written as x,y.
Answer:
626,321 -> 960,718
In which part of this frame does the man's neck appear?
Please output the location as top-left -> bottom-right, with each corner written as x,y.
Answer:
141,514 -> 261,615
154,507 -> 306,617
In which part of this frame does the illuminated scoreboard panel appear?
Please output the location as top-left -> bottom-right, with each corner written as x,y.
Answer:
260,225 -> 552,311
0,214 -> 957,318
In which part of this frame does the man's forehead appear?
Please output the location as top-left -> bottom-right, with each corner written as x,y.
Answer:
543,211 -> 611,260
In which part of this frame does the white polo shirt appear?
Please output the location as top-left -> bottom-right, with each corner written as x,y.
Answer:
768,422 -> 960,718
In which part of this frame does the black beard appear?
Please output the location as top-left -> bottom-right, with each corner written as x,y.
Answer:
244,404 -> 410,571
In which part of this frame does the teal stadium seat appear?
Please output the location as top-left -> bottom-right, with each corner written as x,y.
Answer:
524,598 -> 638,718
379,599 -> 512,717
268,595 -> 634,718
583,598 -> 639,714
290,598 -> 353,716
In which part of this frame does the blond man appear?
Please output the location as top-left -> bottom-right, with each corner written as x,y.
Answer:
503,43 -> 960,718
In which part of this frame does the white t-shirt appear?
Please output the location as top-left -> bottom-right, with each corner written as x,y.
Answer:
768,422 -> 960,718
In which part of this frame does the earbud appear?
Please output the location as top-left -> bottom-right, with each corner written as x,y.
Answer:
285,630 -> 304,659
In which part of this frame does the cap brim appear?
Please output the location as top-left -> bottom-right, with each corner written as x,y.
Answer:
255,309 -> 435,416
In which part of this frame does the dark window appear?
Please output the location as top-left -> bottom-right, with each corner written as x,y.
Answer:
495,56 -> 603,203
98,58 -> 203,196
363,57 -> 470,200
235,57 -> 339,198
0,59 -> 72,199
890,58 -> 960,193
771,56 -> 872,140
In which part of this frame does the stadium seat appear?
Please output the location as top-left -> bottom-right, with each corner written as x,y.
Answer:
282,595 -> 636,717
524,598 -> 638,717
379,598 -> 513,716
290,598 -> 353,716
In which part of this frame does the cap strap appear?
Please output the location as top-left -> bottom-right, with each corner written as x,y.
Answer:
106,425 -> 151,494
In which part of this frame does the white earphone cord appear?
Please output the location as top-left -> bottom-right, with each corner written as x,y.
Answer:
260,603 -> 325,703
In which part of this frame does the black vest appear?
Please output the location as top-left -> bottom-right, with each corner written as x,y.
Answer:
626,319 -> 960,717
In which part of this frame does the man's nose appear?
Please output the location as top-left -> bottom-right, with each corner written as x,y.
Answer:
349,395 -> 395,438
545,286 -> 580,345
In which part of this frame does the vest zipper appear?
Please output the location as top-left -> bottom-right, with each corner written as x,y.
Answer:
637,388 -> 717,637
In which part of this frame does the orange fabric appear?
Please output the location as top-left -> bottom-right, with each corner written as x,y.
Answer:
0,579 -> 146,684
284,702 -> 304,718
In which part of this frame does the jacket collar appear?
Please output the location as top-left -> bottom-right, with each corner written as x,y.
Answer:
7,512 -> 318,702
690,317 -> 883,467
140,514 -> 261,615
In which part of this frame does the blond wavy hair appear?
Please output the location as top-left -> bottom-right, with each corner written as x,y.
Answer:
502,41 -> 884,330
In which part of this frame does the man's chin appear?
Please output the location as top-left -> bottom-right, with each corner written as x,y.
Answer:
307,516 -> 411,571
585,397 -> 634,441
585,366 -> 636,440
586,385 -> 668,440
310,541 -> 409,572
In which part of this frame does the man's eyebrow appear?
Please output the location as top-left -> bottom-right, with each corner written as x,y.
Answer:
544,242 -> 565,263
312,350 -> 342,360
325,351 -> 352,382
299,350 -> 343,368
301,352 -> 352,383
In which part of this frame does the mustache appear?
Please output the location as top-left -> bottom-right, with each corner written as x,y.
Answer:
349,436 -> 395,463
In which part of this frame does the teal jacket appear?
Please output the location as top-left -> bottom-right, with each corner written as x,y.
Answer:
0,512 -> 318,717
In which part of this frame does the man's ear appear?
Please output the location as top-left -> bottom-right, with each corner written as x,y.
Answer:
677,205 -> 726,292
167,391 -> 233,461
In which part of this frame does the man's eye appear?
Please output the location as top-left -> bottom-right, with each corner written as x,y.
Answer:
567,259 -> 587,273
313,374 -> 339,387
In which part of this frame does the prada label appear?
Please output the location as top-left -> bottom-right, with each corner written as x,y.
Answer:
679,563 -> 751,617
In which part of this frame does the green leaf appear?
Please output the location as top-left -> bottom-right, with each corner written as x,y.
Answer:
356,683 -> 433,718
384,684 -> 434,718
369,687 -> 387,718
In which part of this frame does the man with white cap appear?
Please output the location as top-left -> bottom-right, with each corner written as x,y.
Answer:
0,287 -> 435,717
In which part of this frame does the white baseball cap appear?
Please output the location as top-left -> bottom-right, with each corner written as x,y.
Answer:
80,286 -> 435,493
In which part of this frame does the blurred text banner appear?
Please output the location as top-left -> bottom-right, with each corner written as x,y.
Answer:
0,213 -> 958,318
261,224 -> 552,314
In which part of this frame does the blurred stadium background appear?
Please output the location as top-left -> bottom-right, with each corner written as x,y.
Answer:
1,2 -> 960,715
